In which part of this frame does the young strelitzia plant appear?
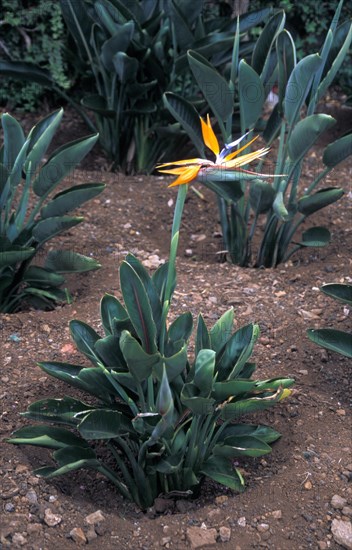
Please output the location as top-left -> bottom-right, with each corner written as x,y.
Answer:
0,109 -> 104,312
8,153 -> 294,510
163,0 -> 351,266
307,283 -> 352,359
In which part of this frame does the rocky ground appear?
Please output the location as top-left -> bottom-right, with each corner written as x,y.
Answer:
0,104 -> 351,549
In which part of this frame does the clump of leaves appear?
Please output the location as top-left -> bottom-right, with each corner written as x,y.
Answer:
0,108 -> 104,312
164,0 -> 351,266
307,283 -> 352,359
8,253 -> 294,510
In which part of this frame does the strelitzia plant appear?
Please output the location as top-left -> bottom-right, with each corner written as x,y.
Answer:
164,0 -> 351,266
307,283 -> 352,359
0,109 -> 104,312
8,146 -> 294,510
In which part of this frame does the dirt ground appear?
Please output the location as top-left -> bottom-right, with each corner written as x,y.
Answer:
0,104 -> 351,549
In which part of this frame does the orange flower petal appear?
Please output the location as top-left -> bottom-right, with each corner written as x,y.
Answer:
168,165 -> 201,187
157,158 -> 205,168
200,115 -> 220,156
223,135 -> 259,162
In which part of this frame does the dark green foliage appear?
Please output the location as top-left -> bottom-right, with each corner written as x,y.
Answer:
0,0 -> 71,110
0,109 -> 104,312
164,1 -> 350,267
307,283 -> 352,359
8,254 -> 294,509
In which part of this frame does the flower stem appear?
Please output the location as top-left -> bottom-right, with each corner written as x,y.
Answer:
159,184 -> 188,355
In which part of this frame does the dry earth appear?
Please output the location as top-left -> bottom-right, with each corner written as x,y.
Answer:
0,105 -> 351,550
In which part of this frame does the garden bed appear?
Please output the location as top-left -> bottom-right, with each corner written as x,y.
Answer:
0,108 -> 351,549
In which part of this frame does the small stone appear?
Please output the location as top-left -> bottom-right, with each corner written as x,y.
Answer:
44,508 -> 62,527
12,533 -> 27,546
304,481 -> 313,490
317,542 -> 327,550
331,494 -> 348,510
84,510 -> 106,525
271,510 -> 282,519
161,536 -> 171,546
257,523 -> 270,533
337,409 -> 346,416
185,249 -> 193,257
238,517 -> 246,527
15,464 -> 29,474
86,528 -> 98,543
175,499 -> 193,513
219,526 -> 231,542
5,502 -> 15,512
343,507 -> 352,518
207,509 -> 221,519
1,477 -> 19,499
331,519 -> 352,550
27,523 -> 43,535
186,526 -> 217,549
70,527 -> 87,544
154,498 -> 174,514
215,495 -> 228,505
299,370 -> 308,376
25,489 -> 38,504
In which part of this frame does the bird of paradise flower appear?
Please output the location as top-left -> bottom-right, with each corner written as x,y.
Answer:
157,114 -> 271,187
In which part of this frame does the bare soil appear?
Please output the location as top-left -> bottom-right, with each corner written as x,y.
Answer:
0,104 -> 351,550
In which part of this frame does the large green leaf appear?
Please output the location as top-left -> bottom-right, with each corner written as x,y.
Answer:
94,335 -> 127,369
298,226 -> 331,247
125,253 -> 162,332
263,103 -> 282,143
251,10 -> 285,75
218,424 -> 281,444
23,266 -> 65,287
22,396 -> 94,426
284,54 -> 322,126
78,409 -> 123,439
194,349 -> 216,396
163,93 -> 205,155
0,60 -> 53,87
100,293 -> 128,335
210,308 -> 234,353
249,179 -> 276,215
119,261 -> 157,354
238,60 -> 265,130
201,455 -> 245,492
195,314 -> 211,356
323,133 -> 352,168
69,320 -> 101,363
221,392 -> 281,420
181,383 -> 215,414
307,328 -> 352,359
81,95 -> 116,117
217,324 -> 259,380
321,283 -> 352,306
168,312 -> 193,344
113,52 -> 139,83
198,171 -> 245,202
8,425 -> 89,449
101,21 -> 135,69
25,109 -> 63,172
1,113 -> 25,171
32,216 -> 83,245
298,188 -> 344,215
33,134 -> 99,197
288,115 -> 336,162
213,435 -> 272,458
273,190 -> 290,221
41,183 -> 105,218
120,330 -> 159,382
187,50 -> 233,122
34,445 -> 101,477
212,379 -> 256,401
277,30 -> 296,112
37,362 -> 114,402
317,22 -> 352,102
44,250 -> 101,273
0,246 -> 34,268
